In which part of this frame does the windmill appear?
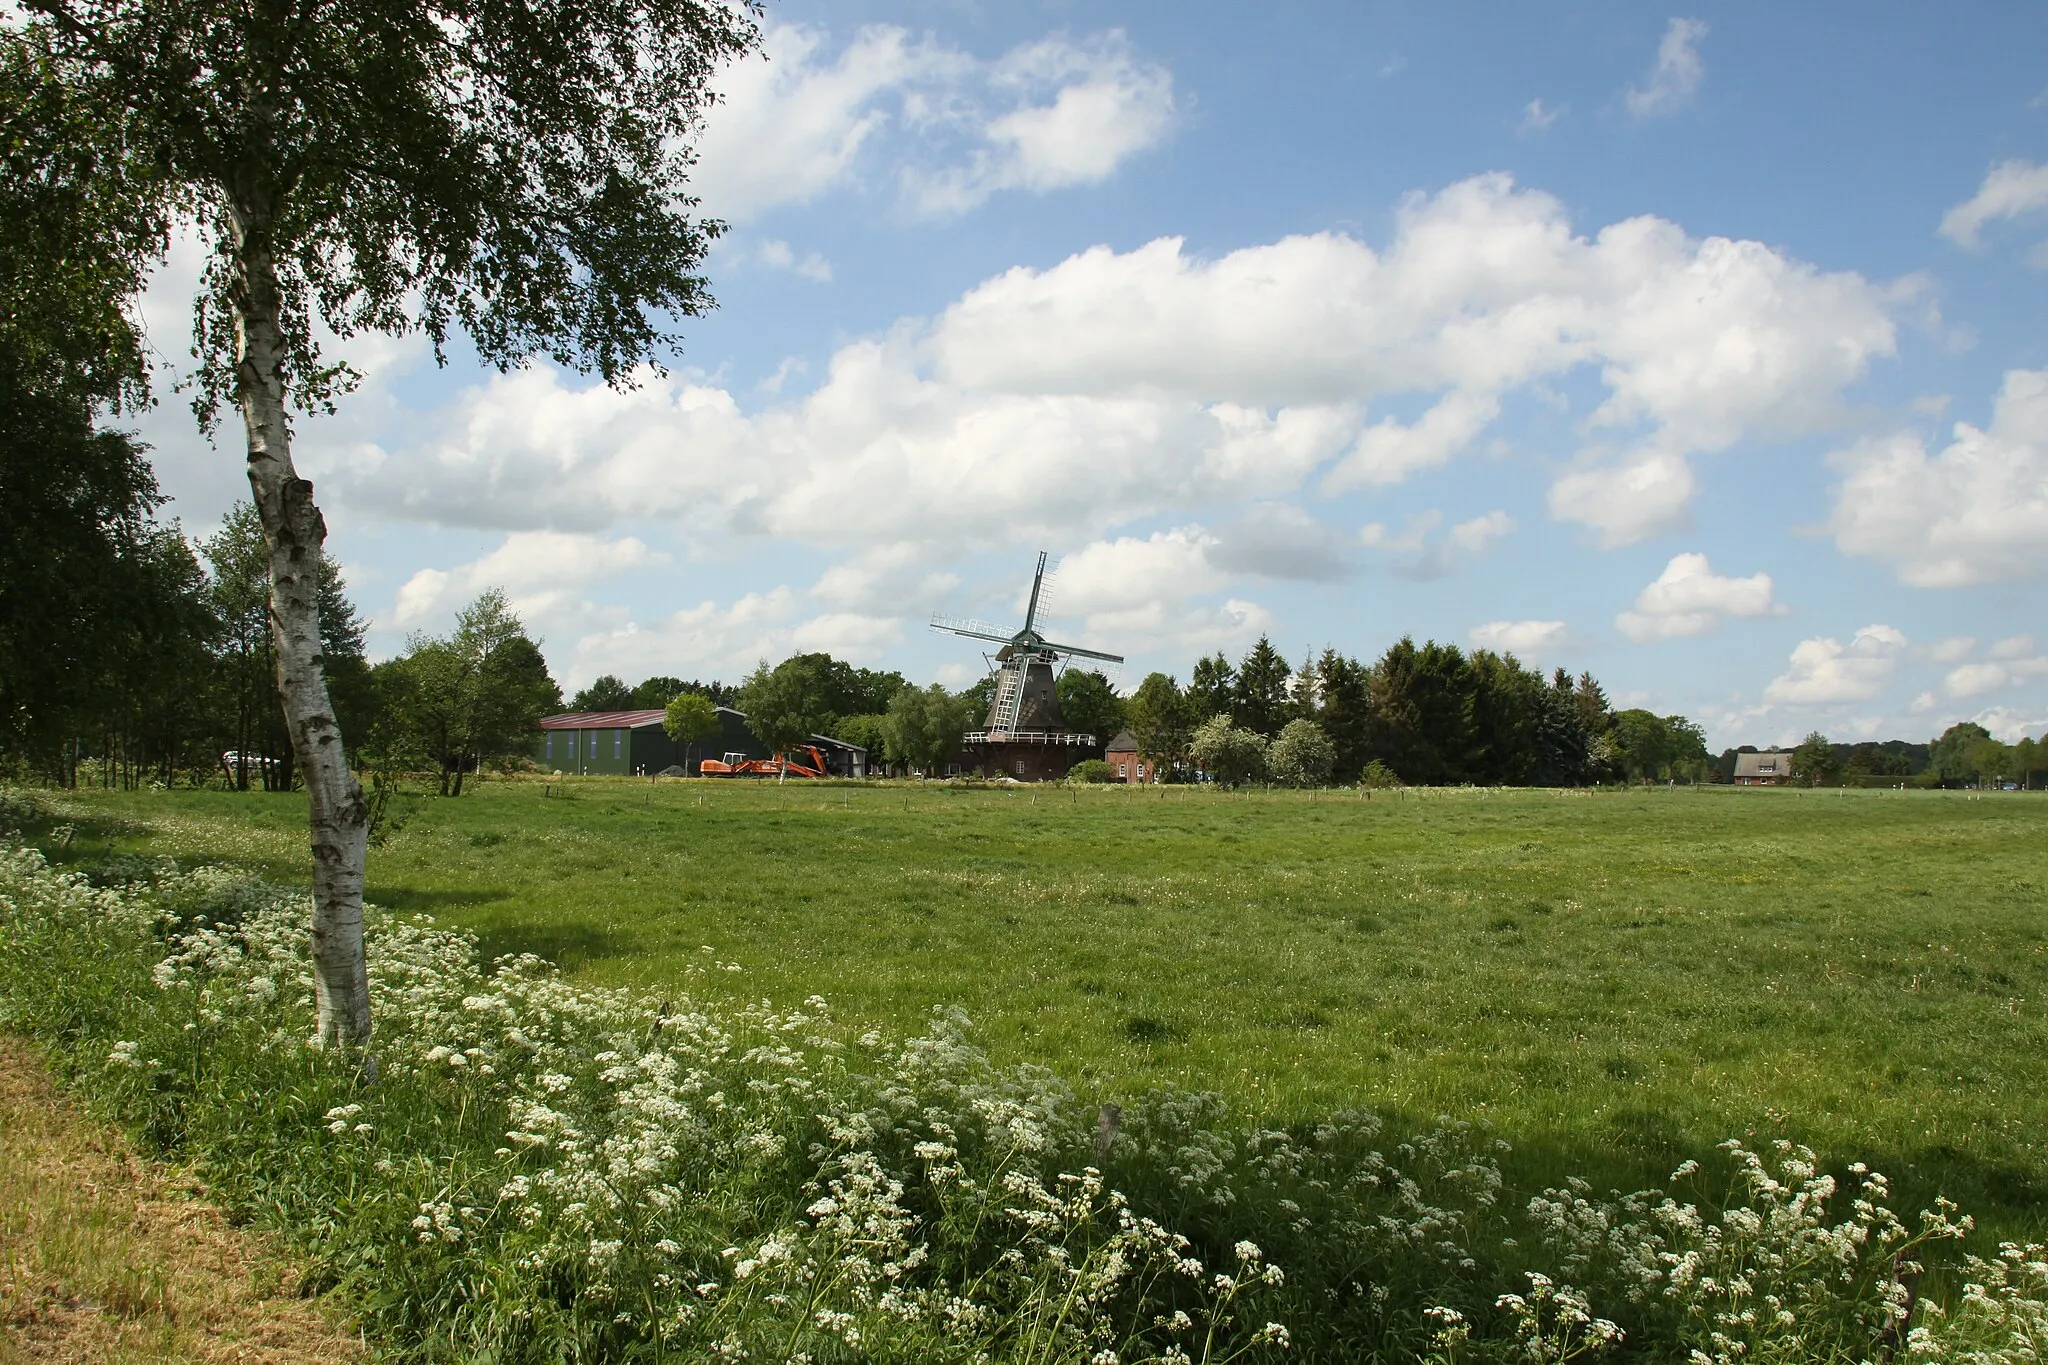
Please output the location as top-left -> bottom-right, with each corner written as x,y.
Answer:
932,553 -> 1123,771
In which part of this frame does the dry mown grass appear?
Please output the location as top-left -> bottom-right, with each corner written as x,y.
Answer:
0,1036 -> 361,1364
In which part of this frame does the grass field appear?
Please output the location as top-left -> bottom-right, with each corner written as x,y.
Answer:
37,778 -> 2048,1234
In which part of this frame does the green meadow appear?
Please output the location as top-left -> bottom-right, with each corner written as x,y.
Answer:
38,778 -> 2048,1232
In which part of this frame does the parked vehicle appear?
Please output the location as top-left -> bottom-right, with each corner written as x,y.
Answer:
699,746 -> 829,779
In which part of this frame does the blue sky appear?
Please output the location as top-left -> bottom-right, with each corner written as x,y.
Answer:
133,1 -> 2048,748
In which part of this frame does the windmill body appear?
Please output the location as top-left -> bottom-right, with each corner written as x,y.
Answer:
932,552 -> 1124,780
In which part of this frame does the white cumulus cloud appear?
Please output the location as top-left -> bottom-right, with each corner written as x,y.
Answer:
689,24 -> 1175,224
323,174 -> 1901,597
566,589 -> 905,691
1626,18 -> 1709,119
1614,552 -> 1785,642
391,532 -> 669,637
1763,624 -> 1908,705
1941,636 -> 2048,699
1361,509 -> 1515,580
754,239 -> 834,282
1469,619 -> 1572,661
1991,634 -> 2039,661
1547,451 -> 1696,547
1938,159 -> 2048,249
910,33 -> 1176,213
1829,368 -> 2048,586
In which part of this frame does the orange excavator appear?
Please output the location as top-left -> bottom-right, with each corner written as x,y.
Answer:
698,745 -> 830,779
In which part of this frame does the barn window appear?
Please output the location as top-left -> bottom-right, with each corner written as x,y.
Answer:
1117,762 -> 1127,777
1014,759 -> 1025,775
614,730 -> 623,758
545,733 -> 554,761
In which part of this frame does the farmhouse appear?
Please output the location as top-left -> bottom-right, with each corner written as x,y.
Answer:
1732,749 -> 1796,785
535,707 -> 867,777
1103,730 -> 1159,784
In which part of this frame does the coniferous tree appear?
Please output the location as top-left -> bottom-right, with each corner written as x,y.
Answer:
1313,649 -> 1374,783
1187,652 -> 1236,722
1368,638 -> 1479,785
1232,636 -> 1292,737
1468,649 -> 1541,785
1287,652 -> 1319,724
1530,669 -> 1591,786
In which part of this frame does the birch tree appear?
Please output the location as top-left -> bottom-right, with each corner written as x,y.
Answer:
12,0 -> 760,1047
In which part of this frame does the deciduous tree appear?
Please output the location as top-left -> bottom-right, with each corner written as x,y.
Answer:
14,0 -> 761,1045
1055,668 -> 1123,742
632,676 -> 689,710
1268,719 -> 1334,788
1189,714 -> 1267,788
882,684 -> 972,777
738,657 -> 830,782
1126,672 -> 1192,773
1930,722 -> 1993,786
831,714 -> 889,774
386,590 -> 560,796
572,675 -> 636,712
663,692 -> 721,772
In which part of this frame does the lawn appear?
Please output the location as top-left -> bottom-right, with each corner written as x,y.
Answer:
37,778 -> 2048,1234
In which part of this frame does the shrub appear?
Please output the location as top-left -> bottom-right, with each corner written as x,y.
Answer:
1189,717 -> 1267,788
1268,720 -> 1334,788
1068,759 -> 1116,784
1360,759 -> 1403,790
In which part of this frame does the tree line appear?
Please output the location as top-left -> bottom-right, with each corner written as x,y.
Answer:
1779,724 -> 2043,789
1106,635 -> 1706,787
587,635 -> 1705,789
0,495 -> 571,800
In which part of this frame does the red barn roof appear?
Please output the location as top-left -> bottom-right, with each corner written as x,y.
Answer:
537,709 -> 668,729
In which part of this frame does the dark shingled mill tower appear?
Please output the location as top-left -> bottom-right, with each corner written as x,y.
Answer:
932,552 -> 1124,780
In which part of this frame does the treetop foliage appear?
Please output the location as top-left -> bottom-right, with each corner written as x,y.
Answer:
880,684 -> 973,776
15,0 -> 763,419
0,44 -> 166,408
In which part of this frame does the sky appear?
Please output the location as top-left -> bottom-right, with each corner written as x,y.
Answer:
128,1 -> 2048,749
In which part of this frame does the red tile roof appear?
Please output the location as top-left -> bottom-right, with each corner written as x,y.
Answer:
537,710 -> 668,729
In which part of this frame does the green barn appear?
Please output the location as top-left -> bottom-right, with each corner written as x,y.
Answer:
535,707 -> 868,777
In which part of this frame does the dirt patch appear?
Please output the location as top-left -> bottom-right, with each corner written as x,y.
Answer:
0,1036 -> 362,1364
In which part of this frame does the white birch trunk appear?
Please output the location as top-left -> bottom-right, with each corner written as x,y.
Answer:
227,192 -> 373,1049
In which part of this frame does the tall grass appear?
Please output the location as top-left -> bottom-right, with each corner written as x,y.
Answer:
3,799 -> 2045,1360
